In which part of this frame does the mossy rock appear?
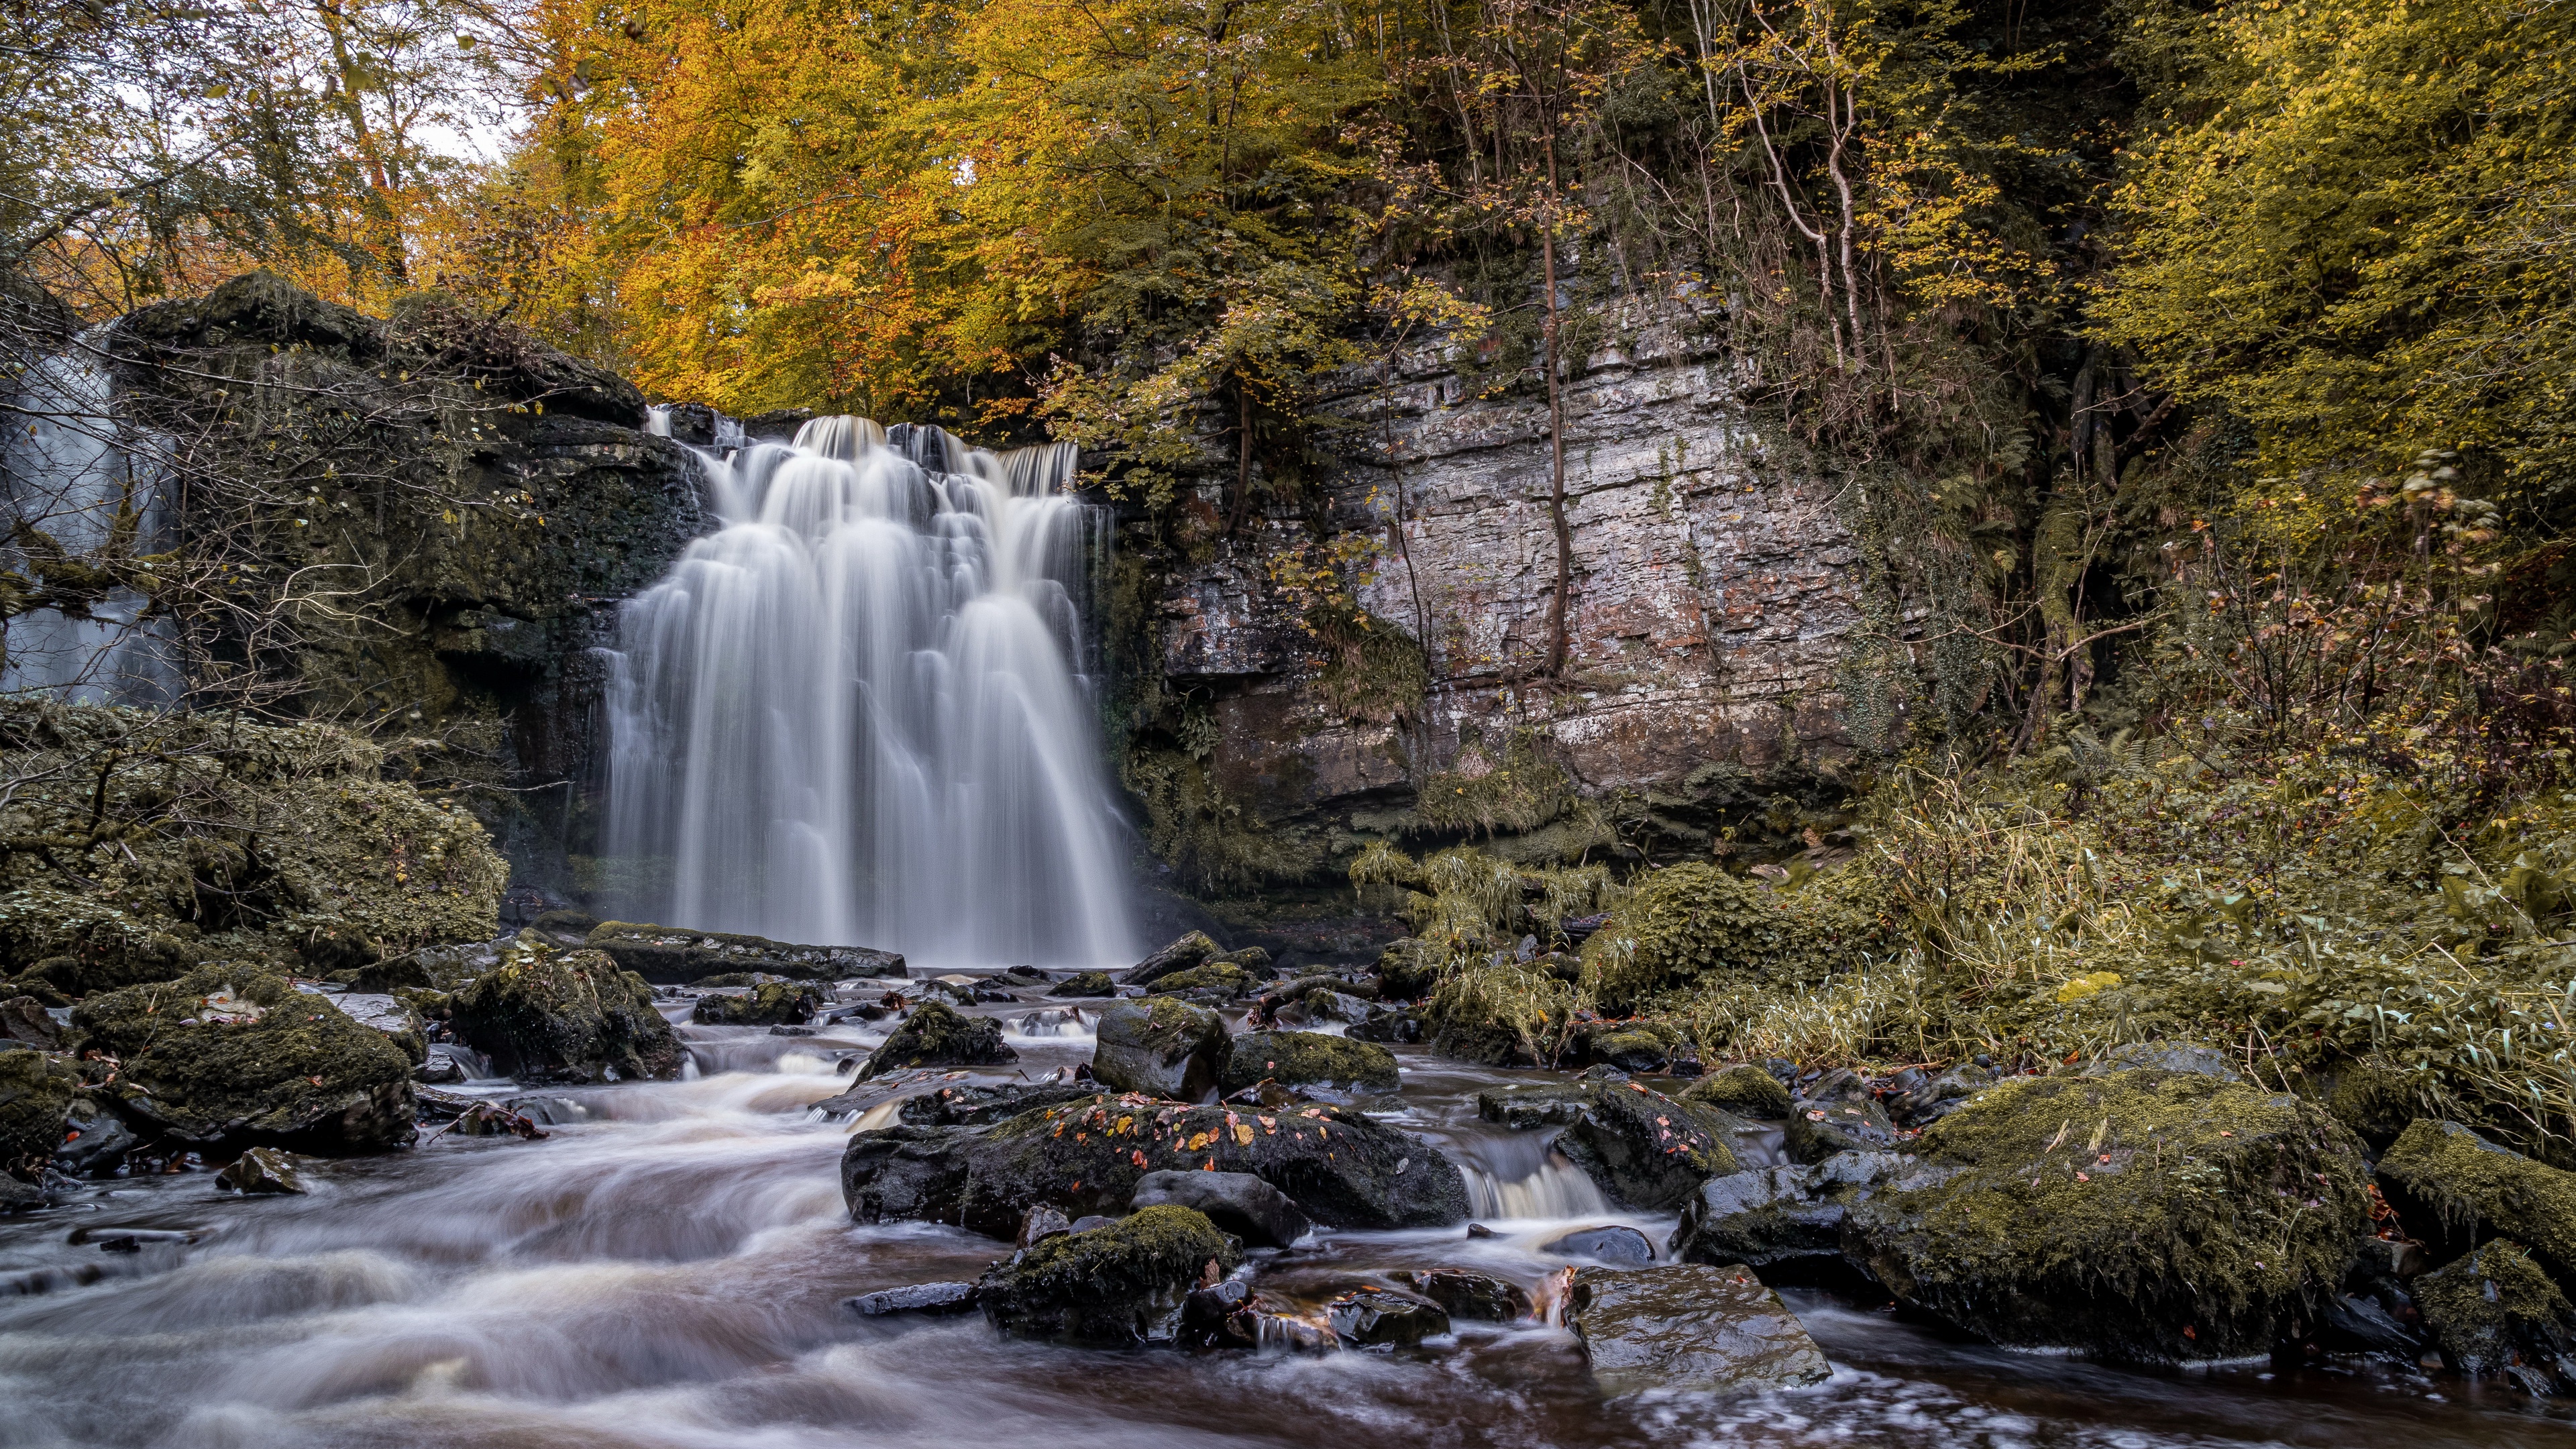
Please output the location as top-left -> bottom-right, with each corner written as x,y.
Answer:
1222,1030 -> 1400,1094
1374,939 -> 1441,1001
1784,1095 -> 1898,1163
68,963 -> 417,1152
1684,1064 -> 1794,1120
0,890 -> 192,996
2323,1067 -> 2437,1147
2414,1240 -> 2576,1393
975,1204 -> 1240,1346
2378,1118 -> 2576,1289
1092,997 -> 1228,1100
692,981 -> 824,1027
0,1050 -> 75,1180
1143,962 -> 1256,1000
1478,1081 -> 1742,1211
1844,1069 -> 2373,1361
1587,1028 -> 1669,1073
449,935 -> 682,1085
1422,960 -> 1574,1067
1211,946 -> 1273,975
584,921 -> 904,984
1046,971 -> 1116,998
1578,861 -> 1888,1014
857,1001 -> 1017,1080
1120,931 -> 1220,987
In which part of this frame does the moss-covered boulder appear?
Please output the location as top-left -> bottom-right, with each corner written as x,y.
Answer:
1478,1080 -> 1742,1211
1374,939 -> 1441,1001
1120,931 -> 1220,988
1587,1028 -> 1670,1073
1422,960 -> 1574,1067
584,921 -> 904,983
1672,1152 -> 1902,1277
975,1203 -> 1240,1346
843,1093 -> 1468,1236
68,964 -> 416,1152
690,981 -> 824,1027
1785,1095 -> 1898,1163
2414,1240 -> 2576,1394
0,890 -> 192,998
0,1049 -> 75,1180
1843,1069 -> 2372,1360
856,1001 -> 1017,1080
1142,961 -> 1256,1000
1093,996 -> 1228,1101
1578,861 -> 1889,1014
1047,971 -> 1116,998
1222,1030 -> 1399,1095
1684,1064 -> 1794,1120
448,936 -> 682,1084
2377,1119 -> 2576,1288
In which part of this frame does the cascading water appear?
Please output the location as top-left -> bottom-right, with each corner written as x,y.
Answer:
602,416 -> 1137,969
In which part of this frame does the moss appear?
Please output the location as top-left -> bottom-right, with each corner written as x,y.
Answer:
2415,1240 -> 2576,1393
1120,745 -> 1325,896
1374,939 -> 1441,1000
2379,1118 -> 2576,1288
691,981 -> 822,1026
858,1000 -> 1017,1079
1424,959 -> 1577,1066
584,921 -> 901,983
1307,600 -> 1430,726
975,1203 -> 1242,1346
1845,1069 -> 2373,1360
1047,971 -> 1116,998
1580,861 -> 1890,1015
448,936 -> 682,1084
1684,1064 -> 1795,1120
0,1050 -> 74,1179
1416,729 -> 1576,838
1222,1030 -> 1399,1093
1144,962 -> 1255,999
2324,1067 -> 2437,1146
68,962 -> 417,1152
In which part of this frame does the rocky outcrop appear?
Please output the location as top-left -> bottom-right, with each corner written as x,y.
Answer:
855,1002 -> 1017,1079
1222,1030 -> 1400,1095
1566,1263 -> 1832,1398
2414,1240 -> 2576,1394
1092,998 -> 1228,1101
1121,932 -> 1221,987
690,981 -> 824,1027
976,1204 -> 1240,1346
587,922 -> 904,984
448,936 -> 682,1083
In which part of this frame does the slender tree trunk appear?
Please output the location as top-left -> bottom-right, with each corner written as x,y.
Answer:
1540,151 -> 1573,679
1228,380 -> 1253,533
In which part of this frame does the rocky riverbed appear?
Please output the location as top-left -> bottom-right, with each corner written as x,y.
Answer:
1,964 -> 2571,1448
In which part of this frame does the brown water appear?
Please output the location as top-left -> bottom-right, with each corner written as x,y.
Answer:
3,1001 -> 2570,1449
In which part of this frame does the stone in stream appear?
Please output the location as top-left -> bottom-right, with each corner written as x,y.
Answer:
1670,1152 -> 1904,1279
1141,961 -> 1257,1002
217,1146 -> 310,1194
1682,1064 -> 1795,1120
845,1281 -> 980,1317
447,934 -> 683,1085
0,996 -> 60,1049
0,1049 -> 75,1183
52,1095 -> 137,1177
1090,998 -> 1227,1101
1784,1095 -> 1899,1163
1842,1067 -> 2372,1362
1395,1269 -> 1533,1322
584,920 -> 905,983
2412,1240 -> 2576,1394
854,1002 -> 1018,1081
447,1102 -> 547,1138
1272,989 -> 1376,1030
2375,1119 -> 2576,1289
690,981 -> 825,1027
1585,1029 -> 1669,1074
67,964 -> 417,1152
1477,1081 -> 1743,1212
841,1093 -> 1468,1238
1221,1030 -> 1399,1096
1566,1263 -> 1832,1398
977,1204 -> 1241,1346
1047,971 -> 1116,998
1326,1287 -> 1450,1346
1131,1169 -> 1311,1247
1118,932 -> 1220,989
1544,1226 -> 1658,1266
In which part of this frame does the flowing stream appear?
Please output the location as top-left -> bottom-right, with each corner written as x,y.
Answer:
1,998 -> 2567,1449
603,418 -> 1135,969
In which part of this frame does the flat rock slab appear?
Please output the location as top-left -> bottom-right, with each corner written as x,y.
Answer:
1567,1263 -> 1831,1399
844,1281 -> 979,1316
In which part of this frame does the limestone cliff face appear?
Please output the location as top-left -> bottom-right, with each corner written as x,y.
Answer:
1144,306 -> 1862,865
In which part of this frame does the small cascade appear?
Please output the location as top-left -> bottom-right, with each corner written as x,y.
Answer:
1458,1139 -> 1613,1220
602,415 -> 1136,970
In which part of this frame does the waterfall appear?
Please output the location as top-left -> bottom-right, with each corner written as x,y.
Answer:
0,337 -> 178,704
602,416 -> 1137,969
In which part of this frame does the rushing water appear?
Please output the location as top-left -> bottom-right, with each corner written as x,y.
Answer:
3,996 -> 2569,1449
603,419 -> 1136,969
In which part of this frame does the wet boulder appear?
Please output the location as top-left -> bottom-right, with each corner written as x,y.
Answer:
1092,998 -> 1227,1101
1221,1030 -> 1399,1096
2414,1240 -> 2576,1394
1132,1169 -> 1310,1247
331,991 -> 427,1065
1394,1269 -> 1531,1322
977,1203 -> 1240,1346
1544,1225 -> 1658,1266
1142,961 -> 1256,1002
449,937 -> 683,1085
1120,931 -> 1220,988
1328,1287 -> 1450,1346
1272,988 -> 1376,1030
692,981 -> 825,1027
1567,1263 -> 1831,1398
585,920 -> 904,983
0,1049 -> 74,1181
855,1001 -> 1018,1080
68,964 -> 416,1152
2377,1118 -> 2576,1288
217,1145 -> 309,1194
52,1094 -> 137,1176
1883,1061 -> 1997,1128
1843,1069 -> 2371,1361
842,1094 -> 1468,1237
1,996 -> 61,1049
1585,1028 -> 1670,1074
845,1281 -> 979,1317
1478,1081 -> 1741,1212
1672,1152 -> 1903,1278
1682,1063 -> 1794,1120
1047,971 -> 1116,998
892,1081 -> 1099,1127
1785,1095 -> 1899,1163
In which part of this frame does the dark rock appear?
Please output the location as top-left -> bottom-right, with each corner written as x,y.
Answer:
1588,1029 -> 1669,1074
1144,961 -> 1256,1000
502,1094 -> 589,1126
1120,932 -> 1221,988
1019,1203 -> 1071,1248
1069,1215 -> 1118,1234
1395,1268 -> 1531,1322
1466,1222 -> 1499,1238
447,1102 -> 547,1138
1567,1263 -> 1832,1398
857,1002 -> 1018,1080
2377,1118 -> 2576,1288
412,1053 -> 466,1085
331,992 -> 428,1066
1683,1064 -> 1794,1120
0,996 -> 60,1049
1544,1226 -> 1657,1265
1672,1152 -> 1903,1277
1374,941 -> 1440,1001
1843,1068 -> 2371,1361
691,981 -> 825,1027
1274,989 -> 1376,1030
585,921 -> 904,983
1132,1169 -> 1311,1247
1346,1009 -> 1424,1044
1785,1095 -> 1898,1163
1884,1062 -> 1996,1128
2415,1240 -> 2576,1394
1477,1081 -> 1741,1211
2320,1292 -> 2423,1356
449,936 -> 682,1085
892,1081 -> 1098,1127
842,1094 -> 1467,1236
1092,998 -> 1227,1101
69,965 -> 416,1152
1327,1287 -> 1450,1346
845,1281 -> 979,1317
0,1049 -> 74,1180
530,909 -> 600,938
1222,1030 -> 1399,1095
52,1095 -> 136,1177
347,956 -> 431,994
769,1024 -> 817,1037
2081,1042 -> 2245,1082
1003,965 -> 1049,984
1048,972 -> 1116,998
217,1146 -> 309,1194
977,1203 -> 1240,1345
